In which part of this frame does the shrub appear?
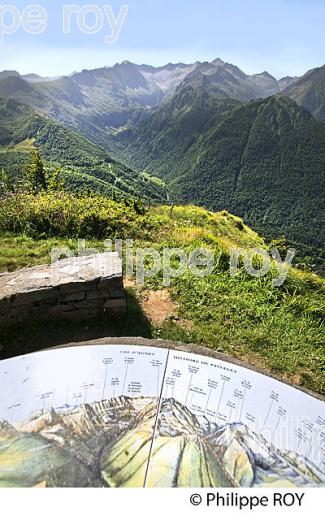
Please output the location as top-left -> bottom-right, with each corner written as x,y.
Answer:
0,192 -> 154,239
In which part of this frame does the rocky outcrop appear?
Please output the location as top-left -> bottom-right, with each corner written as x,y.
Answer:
0,419 -> 17,437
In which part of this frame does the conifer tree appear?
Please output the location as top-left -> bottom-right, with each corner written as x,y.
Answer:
0,168 -> 11,195
25,150 -> 47,194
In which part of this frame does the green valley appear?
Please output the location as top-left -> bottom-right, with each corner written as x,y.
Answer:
112,91 -> 325,260
0,97 -> 166,201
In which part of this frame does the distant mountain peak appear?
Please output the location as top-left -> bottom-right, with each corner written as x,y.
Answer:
283,63 -> 325,122
256,71 -> 277,81
212,57 -> 226,66
22,73 -> 61,83
0,70 -> 20,81
115,60 -> 136,69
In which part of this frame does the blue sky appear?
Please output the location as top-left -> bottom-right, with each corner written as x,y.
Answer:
0,0 -> 324,78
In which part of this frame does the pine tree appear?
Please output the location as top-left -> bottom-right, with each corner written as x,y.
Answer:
25,150 -> 47,194
0,168 -> 11,195
46,166 -> 65,192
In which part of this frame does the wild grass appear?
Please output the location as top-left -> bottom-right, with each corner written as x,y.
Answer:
0,195 -> 324,393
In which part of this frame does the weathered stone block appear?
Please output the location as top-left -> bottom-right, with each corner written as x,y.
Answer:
0,253 -> 125,327
12,288 -> 59,307
59,292 -> 86,303
73,299 -> 107,310
108,289 -> 125,299
104,298 -> 126,310
47,304 -> 76,315
99,278 -> 123,290
86,288 -> 111,300
32,299 -> 58,308
59,282 -> 96,294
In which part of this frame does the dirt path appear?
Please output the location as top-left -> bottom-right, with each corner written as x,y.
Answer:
140,289 -> 178,326
124,279 -> 180,326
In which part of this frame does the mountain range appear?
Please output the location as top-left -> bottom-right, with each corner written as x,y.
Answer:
1,59 -> 323,145
0,58 -> 324,252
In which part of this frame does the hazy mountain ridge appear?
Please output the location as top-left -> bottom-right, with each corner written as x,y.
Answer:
0,58 -> 309,143
284,65 -> 325,122
0,62 -> 195,136
175,59 -> 286,101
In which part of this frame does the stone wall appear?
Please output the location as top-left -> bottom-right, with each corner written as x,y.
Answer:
0,253 -> 126,326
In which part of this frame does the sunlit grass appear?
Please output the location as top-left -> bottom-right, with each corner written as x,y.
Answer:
0,200 -> 324,393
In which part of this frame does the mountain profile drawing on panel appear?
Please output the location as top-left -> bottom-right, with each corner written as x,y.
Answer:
0,345 -> 324,488
0,396 -> 323,488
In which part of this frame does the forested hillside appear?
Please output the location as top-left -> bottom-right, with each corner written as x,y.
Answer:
169,96 -> 325,248
113,87 -> 240,178
0,98 -> 166,201
114,93 -> 325,254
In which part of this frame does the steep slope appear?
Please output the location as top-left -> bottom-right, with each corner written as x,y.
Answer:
0,75 -> 107,149
169,95 -> 325,248
0,71 -> 20,81
139,62 -> 197,97
284,65 -> 325,122
0,98 -> 165,200
113,86 -> 240,178
0,75 -> 51,111
278,76 -> 299,90
176,59 -> 289,102
114,92 -> 325,249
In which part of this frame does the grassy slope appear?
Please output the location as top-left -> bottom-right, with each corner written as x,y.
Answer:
0,202 -> 324,394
